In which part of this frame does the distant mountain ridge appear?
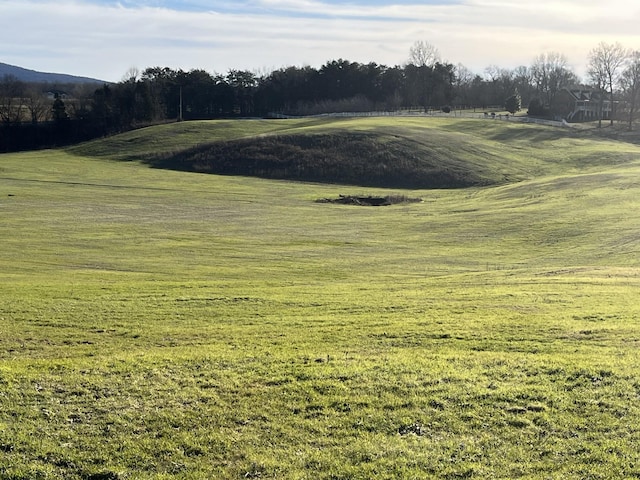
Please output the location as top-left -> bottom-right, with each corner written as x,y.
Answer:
0,62 -> 106,84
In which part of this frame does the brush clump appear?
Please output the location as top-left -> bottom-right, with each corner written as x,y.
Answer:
145,132 -> 486,189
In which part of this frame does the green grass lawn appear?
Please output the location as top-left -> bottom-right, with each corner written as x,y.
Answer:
2,118 -> 640,479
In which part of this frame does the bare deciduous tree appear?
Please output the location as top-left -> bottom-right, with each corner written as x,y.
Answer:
67,83 -> 99,120
531,52 -> 577,107
453,63 -> 473,107
455,63 -> 473,85
24,86 -> 50,124
588,42 -> 629,127
0,74 -> 26,124
511,66 -> 535,106
620,51 -> 640,131
122,66 -> 140,83
484,65 -> 515,107
408,41 -> 440,67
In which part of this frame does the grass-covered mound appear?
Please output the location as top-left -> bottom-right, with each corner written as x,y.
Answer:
144,132 -> 491,188
67,117 -> 640,189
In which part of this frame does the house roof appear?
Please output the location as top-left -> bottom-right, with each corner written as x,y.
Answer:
565,89 -> 604,102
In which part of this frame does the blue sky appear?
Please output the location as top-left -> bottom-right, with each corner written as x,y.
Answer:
86,0 -> 461,19
1,0 -> 638,82
95,0 -> 457,11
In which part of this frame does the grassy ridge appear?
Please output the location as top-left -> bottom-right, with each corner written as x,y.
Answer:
146,132 -> 491,188
69,117 -> 640,188
2,118 -> 640,478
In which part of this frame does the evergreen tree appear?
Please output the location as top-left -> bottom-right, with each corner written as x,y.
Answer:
505,92 -> 521,114
51,93 -> 68,122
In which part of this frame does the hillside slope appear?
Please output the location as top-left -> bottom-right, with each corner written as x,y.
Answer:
0,61 -> 104,84
68,117 -> 640,189
4,121 -> 640,478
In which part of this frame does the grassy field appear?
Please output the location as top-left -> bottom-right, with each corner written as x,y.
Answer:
2,117 -> 640,479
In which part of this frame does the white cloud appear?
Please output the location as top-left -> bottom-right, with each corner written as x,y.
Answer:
0,0 -> 638,82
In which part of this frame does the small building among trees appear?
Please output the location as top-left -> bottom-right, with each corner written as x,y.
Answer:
553,88 -> 612,122
46,89 -> 69,100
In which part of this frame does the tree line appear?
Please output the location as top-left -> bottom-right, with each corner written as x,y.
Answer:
1,41 -> 639,152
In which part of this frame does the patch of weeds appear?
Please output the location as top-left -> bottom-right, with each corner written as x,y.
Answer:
316,194 -> 422,206
398,421 -> 427,436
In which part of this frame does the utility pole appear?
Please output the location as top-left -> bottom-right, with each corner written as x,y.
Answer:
178,86 -> 183,122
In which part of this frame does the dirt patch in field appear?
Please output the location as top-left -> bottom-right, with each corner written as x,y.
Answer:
316,194 -> 422,206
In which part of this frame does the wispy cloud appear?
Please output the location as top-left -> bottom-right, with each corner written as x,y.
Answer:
0,0 -> 638,82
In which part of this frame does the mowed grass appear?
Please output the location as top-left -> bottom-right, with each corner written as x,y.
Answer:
2,118 -> 640,478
